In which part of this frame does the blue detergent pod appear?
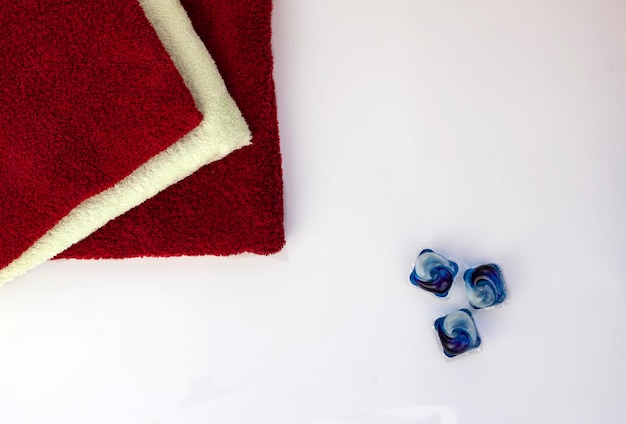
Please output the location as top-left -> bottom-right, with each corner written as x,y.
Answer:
464,264 -> 507,309
409,249 -> 458,297
434,308 -> 481,358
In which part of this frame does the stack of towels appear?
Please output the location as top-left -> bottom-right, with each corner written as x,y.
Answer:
0,0 -> 285,286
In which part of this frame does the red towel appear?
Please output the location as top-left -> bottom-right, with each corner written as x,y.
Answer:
0,0 -> 202,270
59,0 -> 285,259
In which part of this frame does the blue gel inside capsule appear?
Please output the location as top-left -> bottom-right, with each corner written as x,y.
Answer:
409,249 -> 459,297
434,308 -> 481,358
463,264 -> 506,309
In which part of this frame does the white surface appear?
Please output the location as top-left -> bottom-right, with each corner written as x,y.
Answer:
1,0 -> 625,422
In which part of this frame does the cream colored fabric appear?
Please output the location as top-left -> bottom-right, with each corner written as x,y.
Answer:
0,0 -> 251,286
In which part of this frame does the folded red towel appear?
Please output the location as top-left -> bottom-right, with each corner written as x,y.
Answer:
59,0 -> 285,259
0,1 -> 201,270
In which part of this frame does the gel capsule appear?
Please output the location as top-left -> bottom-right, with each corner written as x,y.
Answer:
464,264 -> 506,309
434,308 -> 481,358
409,249 -> 458,297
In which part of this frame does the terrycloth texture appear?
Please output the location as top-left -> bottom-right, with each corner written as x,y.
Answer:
0,0 -> 250,286
60,0 -> 285,259
0,0 -> 200,281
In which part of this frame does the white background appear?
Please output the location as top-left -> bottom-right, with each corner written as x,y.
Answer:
1,0 -> 625,423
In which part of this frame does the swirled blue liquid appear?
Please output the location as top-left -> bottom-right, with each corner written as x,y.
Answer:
409,249 -> 458,297
434,308 -> 481,358
464,264 -> 506,309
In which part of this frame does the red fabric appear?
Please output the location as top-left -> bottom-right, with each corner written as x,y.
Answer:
0,0 -> 202,269
60,0 -> 285,259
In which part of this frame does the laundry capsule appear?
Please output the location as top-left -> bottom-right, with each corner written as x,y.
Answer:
464,264 -> 507,309
409,249 -> 459,297
434,308 -> 482,358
